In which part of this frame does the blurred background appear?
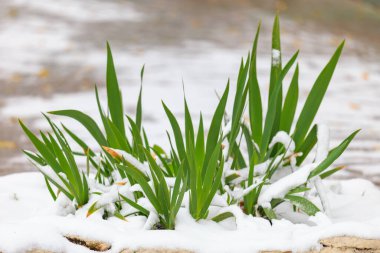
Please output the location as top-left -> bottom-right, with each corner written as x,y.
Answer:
0,0 -> 379,184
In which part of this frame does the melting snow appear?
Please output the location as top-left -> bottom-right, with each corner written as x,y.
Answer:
0,173 -> 380,252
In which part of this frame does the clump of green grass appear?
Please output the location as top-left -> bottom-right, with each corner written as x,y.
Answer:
221,16 -> 359,219
20,16 -> 358,229
20,116 -> 89,207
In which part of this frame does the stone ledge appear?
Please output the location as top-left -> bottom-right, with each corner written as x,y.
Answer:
20,236 -> 380,253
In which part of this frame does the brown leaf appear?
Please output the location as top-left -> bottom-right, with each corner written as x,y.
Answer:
0,140 -> 16,149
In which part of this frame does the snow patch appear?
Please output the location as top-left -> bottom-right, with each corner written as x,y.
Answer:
1,173 -> 380,252
272,49 -> 281,66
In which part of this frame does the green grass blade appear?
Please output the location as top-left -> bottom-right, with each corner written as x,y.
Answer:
205,82 -> 229,161
44,177 -> 57,201
309,129 -> 359,178
119,193 -> 150,216
285,195 -> 320,216
144,149 -> 170,209
260,51 -> 298,157
229,53 -> 250,155
19,120 -> 62,174
296,125 -> 317,165
248,23 -> 263,144
162,102 -> 186,160
195,114 -> 205,171
293,41 -> 345,147
118,164 -> 162,212
199,157 -> 224,219
268,15 -> 282,138
127,116 -> 145,160
49,110 -> 107,146
212,212 -> 234,222
241,124 -> 254,159
23,150 -> 46,166
106,42 -> 125,135
263,207 -> 277,219
320,165 -> 345,179
95,85 -> 120,147
171,175 -> 187,220
171,162 -> 184,205
82,172 -> 89,205
280,64 -> 299,133
136,65 -> 145,132
287,186 -> 310,195
184,98 -> 195,151
62,124 -> 95,156
202,139 -> 222,196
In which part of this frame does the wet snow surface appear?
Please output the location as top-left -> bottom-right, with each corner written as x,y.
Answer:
0,0 -> 380,186
1,172 -> 380,252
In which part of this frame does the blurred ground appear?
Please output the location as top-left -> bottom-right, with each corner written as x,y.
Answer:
0,0 -> 379,183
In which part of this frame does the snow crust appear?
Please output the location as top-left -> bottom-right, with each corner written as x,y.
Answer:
1,172 -> 380,253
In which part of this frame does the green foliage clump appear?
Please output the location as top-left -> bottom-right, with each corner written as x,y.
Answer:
20,16 -> 358,229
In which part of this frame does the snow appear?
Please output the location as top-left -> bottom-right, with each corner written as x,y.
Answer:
313,177 -> 331,216
272,49 -> 281,67
315,124 -> 330,162
11,0 -> 142,22
223,177 -> 263,200
54,193 -> 75,216
1,172 -> 380,252
258,163 -> 316,206
269,131 -> 295,156
115,148 -> 151,176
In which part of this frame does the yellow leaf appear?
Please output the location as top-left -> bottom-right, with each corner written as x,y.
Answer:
102,146 -> 122,160
37,68 -> 49,79
0,140 -> 16,149
349,103 -> 360,110
362,71 -> 369,81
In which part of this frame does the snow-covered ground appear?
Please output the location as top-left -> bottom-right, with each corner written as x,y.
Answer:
0,1 -> 380,252
0,0 -> 379,182
1,172 -> 380,252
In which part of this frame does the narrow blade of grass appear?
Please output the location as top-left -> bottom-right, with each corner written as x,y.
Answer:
248,22 -> 263,144
268,15 -> 282,138
280,64 -> 299,133
205,81 -> 229,161
162,102 -> 186,160
293,41 -> 345,147
136,65 -> 145,132
285,195 -> 319,216
49,110 -> 107,146
260,51 -> 298,157
106,42 -> 125,135
309,129 -> 359,178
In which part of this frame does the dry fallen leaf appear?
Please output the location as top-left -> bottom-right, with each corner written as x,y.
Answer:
10,73 -> 22,83
37,68 -> 49,79
362,71 -> 369,81
0,140 -> 17,149
275,0 -> 288,11
349,102 -> 360,110
7,7 -> 19,18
